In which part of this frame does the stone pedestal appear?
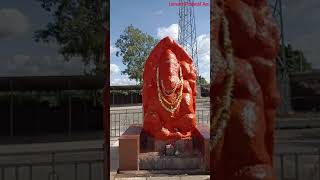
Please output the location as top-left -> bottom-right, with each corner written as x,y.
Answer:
139,151 -> 202,170
154,139 -> 194,156
118,124 -> 210,173
118,125 -> 142,171
193,124 -> 210,171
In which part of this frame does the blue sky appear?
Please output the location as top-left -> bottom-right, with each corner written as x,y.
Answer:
1,1 -> 320,78
110,0 -> 210,85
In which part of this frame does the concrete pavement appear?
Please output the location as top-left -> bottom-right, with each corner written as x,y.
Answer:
0,127 -> 319,179
110,174 -> 210,180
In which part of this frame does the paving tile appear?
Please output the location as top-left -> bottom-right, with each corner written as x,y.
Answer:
113,175 -> 210,180
147,176 -> 180,180
110,172 -> 117,180
180,175 -> 210,180
115,177 -> 147,180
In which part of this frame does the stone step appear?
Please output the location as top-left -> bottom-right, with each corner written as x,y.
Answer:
115,170 -> 210,178
139,152 -> 204,170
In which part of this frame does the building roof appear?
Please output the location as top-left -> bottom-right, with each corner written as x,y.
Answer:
110,85 -> 141,90
290,71 -> 320,97
290,71 -> 320,81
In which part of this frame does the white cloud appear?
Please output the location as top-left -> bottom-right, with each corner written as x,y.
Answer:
196,34 -> 210,83
111,75 -> 137,86
155,10 -> 163,15
110,64 -> 137,86
197,34 -> 210,66
110,63 -> 120,75
110,45 -> 118,54
0,8 -> 28,39
157,24 -> 179,40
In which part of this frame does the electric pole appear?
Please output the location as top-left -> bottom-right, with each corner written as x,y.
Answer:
178,0 -> 201,97
270,0 -> 292,114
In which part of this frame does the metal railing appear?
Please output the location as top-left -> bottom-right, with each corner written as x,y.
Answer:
0,148 -> 104,180
275,150 -> 320,180
0,145 -> 319,179
110,108 -> 210,137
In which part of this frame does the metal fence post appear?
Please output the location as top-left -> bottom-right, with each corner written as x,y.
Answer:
280,154 -> 284,180
133,112 -> 135,124
202,110 -> 204,123
15,167 -> 18,180
102,143 -> 105,180
68,95 -> 72,136
1,168 -> 4,180
118,113 -> 121,137
318,149 -> 320,180
74,163 -> 78,180
125,109 -> 128,127
295,153 -> 299,180
48,152 -> 58,180
29,165 -> 32,180
88,163 -> 92,180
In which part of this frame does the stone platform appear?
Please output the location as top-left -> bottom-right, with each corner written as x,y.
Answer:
139,151 -> 203,170
118,124 -> 210,174
113,171 -> 210,180
153,139 -> 194,156
139,134 -> 204,170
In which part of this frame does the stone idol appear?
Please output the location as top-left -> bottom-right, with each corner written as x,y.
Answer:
118,37 -> 209,174
210,0 -> 280,179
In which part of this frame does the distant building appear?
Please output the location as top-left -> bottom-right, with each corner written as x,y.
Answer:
109,84 -> 210,106
290,71 -> 320,111
0,76 -> 103,137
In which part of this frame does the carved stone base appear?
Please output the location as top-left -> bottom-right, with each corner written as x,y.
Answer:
154,139 -> 194,156
139,151 -> 203,170
118,124 -> 210,172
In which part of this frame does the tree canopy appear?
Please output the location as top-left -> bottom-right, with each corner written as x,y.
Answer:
115,25 -> 158,84
283,44 -> 312,73
34,0 -> 107,75
198,75 -> 208,85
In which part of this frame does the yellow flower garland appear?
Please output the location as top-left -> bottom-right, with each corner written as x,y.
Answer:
156,66 -> 184,116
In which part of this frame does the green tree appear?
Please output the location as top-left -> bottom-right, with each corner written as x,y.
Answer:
197,75 -> 208,85
34,0 -> 107,75
115,25 -> 158,84
282,44 -> 312,73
